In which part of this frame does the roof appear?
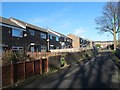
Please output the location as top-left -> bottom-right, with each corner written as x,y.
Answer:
94,41 -> 114,43
67,34 -> 83,39
47,29 -> 71,39
9,17 -> 47,33
0,17 -> 23,28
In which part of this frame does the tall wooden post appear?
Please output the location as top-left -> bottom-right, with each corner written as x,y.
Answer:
40,59 -> 42,74
23,61 -> 26,79
46,58 -> 48,73
33,61 -> 35,76
10,61 -> 14,84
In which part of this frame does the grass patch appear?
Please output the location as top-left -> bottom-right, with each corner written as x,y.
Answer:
112,50 -> 116,54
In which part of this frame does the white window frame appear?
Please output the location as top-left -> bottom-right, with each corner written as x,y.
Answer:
56,36 -> 59,41
12,29 -> 23,38
12,46 -> 23,50
41,45 -> 47,52
29,30 -> 35,35
40,32 -> 46,39
50,34 -> 53,40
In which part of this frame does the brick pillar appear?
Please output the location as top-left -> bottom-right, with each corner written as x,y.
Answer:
10,61 -> 14,84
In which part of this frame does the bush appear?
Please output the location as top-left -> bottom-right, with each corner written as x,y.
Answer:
117,43 -> 120,48
2,50 -> 18,64
2,50 -> 35,65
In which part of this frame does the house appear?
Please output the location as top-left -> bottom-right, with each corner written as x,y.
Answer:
67,34 -> 84,48
0,17 -> 26,52
1,17 -> 48,52
67,34 -> 92,48
1,17 -> 72,53
47,29 -> 61,50
94,41 -> 114,49
10,17 -> 48,52
47,29 -> 72,49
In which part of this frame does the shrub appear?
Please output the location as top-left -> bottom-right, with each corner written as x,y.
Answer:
2,50 -> 17,64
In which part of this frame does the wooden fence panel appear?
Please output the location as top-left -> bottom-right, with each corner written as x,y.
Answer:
34,60 -> 40,75
14,63 -> 24,82
2,64 -> 11,87
25,61 -> 34,78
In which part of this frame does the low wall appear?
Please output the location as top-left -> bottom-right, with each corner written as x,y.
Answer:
50,47 -> 93,53
48,49 -> 96,70
116,48 -> 120,58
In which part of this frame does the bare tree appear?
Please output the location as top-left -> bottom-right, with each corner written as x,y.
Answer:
95,2 -> 120,50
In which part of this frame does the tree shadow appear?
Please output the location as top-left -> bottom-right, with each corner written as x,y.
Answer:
52,52 -> 116,89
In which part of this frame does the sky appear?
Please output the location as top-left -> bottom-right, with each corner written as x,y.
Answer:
2,2 -> 115,41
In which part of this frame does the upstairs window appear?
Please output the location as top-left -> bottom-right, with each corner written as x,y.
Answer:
12,29 -> 23,38
29,30 -> 34,35
67,39 -> 72,43
56,36 -> 59,41
50,34 -> 53,40
40,32 -> 46,39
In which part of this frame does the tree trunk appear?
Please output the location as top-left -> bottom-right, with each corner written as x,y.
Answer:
113,29 -> 117,50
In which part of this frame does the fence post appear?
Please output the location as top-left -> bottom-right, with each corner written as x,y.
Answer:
10,61 -> 15,84
23,61 -> 26,79
46,58 -> 48,73
33,60 -> 35,76
40,59 -> 42,74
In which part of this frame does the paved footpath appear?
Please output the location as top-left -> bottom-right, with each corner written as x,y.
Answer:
20,51 -> 120,89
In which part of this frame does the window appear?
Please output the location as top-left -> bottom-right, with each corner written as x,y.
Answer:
56,46 -> 59,49
67,39 -> 72,43
80,39 -> 83,43
64,37 -> 66,41
50,34 -> 53,40
29,30 -> 34,35
56,36 -> 59,41
40,32 -> 46,39
12,29 -> 23,37
41,45 -> 47,52
12,46 -> 23,50
30,46 -> 34,52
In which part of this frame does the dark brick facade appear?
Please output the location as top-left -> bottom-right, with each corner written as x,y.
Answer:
1,17 -> 73,52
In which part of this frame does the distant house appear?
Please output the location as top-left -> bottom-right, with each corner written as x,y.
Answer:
94,41 -> 114,49
67,34 -> 91,48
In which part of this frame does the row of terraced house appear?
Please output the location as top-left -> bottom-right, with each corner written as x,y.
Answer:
0,17 -> 93,53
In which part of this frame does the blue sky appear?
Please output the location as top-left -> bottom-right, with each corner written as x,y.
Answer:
2,2 -> 114,41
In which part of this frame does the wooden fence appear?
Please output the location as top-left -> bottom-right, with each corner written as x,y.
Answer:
2,58 -> 48,87
2,48 -> 95,88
